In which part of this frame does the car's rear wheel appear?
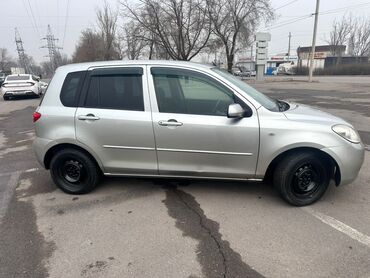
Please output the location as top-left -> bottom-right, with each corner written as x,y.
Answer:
273,152 -> 331,206
50,148 -> 100,194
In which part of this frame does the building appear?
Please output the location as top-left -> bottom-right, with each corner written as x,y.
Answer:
297,45 -> 346,69
266,54 -> 298,75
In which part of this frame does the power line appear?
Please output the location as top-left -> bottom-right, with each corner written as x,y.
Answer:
319,2 -> 370,15
25,0 -> 41,38
62,0 -> 71,48
57,0 -> 59,39
274,0 -> 299,11
265,15 -> 313,30
264,15 -> 310,29
264,1 -> 366,31
21,0 -> 39,39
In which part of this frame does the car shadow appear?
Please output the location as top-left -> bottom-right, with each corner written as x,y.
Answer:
96,176 -> 285,205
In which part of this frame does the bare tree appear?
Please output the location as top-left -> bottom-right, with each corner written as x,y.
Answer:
123,21 -> 148,59
349,17 -> 370,57
96,1 -> 121,60
0,48 -> 17,72
122,0 -> 212,61
72,29 -> 105,63
326,15 -> 353,58
207,0 -> 273,72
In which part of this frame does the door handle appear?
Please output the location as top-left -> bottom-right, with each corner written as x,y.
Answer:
78,114 -> 100,121
158,119 -> 183,127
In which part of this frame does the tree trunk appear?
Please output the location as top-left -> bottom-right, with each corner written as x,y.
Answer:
227,54 -> 234,72
149,41 -> 154,60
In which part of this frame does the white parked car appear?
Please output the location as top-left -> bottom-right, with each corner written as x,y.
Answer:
1,74 -> 42,100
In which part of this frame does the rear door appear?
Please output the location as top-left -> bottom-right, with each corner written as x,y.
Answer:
75,66 -> 157,175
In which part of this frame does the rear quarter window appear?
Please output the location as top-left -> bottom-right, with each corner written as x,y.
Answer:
60,71 -> 86,107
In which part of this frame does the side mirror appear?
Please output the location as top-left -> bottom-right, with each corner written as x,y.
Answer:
227,103 -> 245,118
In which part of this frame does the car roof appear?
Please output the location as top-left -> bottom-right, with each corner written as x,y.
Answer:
57,60 -> 214,73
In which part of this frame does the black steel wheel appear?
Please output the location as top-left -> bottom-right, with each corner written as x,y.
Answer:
273,152 -> 331,206
50,148 -> 100,194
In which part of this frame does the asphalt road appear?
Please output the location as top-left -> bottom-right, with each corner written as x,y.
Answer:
0,77 -> 369,278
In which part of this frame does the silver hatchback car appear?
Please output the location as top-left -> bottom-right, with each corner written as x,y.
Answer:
33,61 -> 365,206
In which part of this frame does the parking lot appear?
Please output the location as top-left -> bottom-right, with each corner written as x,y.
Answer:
0,77 -> 369,278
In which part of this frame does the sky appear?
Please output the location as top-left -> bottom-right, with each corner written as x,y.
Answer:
1,0 -> 370,64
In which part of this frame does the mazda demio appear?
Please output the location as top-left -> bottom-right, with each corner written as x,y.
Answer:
33,61 -> 365,206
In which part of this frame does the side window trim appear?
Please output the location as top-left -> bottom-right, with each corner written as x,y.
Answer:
151,67 -> 249,117
79,67 -> 145,111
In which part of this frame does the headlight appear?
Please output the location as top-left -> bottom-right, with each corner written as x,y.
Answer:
332,124 -> 361,144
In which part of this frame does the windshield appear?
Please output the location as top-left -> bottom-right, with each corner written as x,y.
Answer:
212,68 -> 279,111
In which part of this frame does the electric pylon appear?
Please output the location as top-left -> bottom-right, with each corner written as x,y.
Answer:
15,28 -> 30,73
41,25 -> 62,72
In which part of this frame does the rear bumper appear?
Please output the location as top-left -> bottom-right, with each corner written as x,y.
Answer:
33,137 -> 52,168
3,90 -> 38,97
322,143 -> 365,186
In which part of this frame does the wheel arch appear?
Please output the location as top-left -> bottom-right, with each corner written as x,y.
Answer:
44,143 -> 104,172
264,147 -> 341,185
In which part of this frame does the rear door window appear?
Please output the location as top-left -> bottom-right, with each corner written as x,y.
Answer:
60,71 -> 86,107
84,67 -> 144,111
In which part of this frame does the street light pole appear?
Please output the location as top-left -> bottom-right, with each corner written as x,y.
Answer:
288,32 -> 291,59
308,0 -> 320,82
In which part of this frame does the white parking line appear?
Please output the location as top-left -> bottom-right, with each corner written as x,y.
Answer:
17,129 -> 34,134
25,168 -> 39,173
302,207 -> 370,248
0,171 -> 21,224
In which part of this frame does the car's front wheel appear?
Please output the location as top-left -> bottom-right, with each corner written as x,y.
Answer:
50,148 -> 100,194
273,152 -> 331,206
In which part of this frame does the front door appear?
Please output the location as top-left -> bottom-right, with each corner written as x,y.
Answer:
75,66 -> 157,175
148,67 -> 260,179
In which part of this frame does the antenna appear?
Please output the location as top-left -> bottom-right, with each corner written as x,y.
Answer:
41,25 -> 63,72
15,28 -> 30,73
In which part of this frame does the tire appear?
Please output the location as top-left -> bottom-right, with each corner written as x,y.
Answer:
50,148 -> 100,194
273,152 -> 331,206
3,96 -> 9,101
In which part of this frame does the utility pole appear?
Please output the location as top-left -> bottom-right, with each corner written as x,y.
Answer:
250,43 -> 253,61
15,28 -> 30,73
308,0 -> 320,82
41,25 -> 62,72
288,32 -> 291,60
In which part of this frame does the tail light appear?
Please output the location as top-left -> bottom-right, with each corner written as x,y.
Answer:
33,111 -> 41,122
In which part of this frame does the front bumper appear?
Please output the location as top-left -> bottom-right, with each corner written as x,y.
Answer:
322,143 -> 365,186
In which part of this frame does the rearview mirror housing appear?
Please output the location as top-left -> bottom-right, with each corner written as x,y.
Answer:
227,103 -> 247,118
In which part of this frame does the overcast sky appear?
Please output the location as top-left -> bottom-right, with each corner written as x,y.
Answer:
1,0 -> 370,63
